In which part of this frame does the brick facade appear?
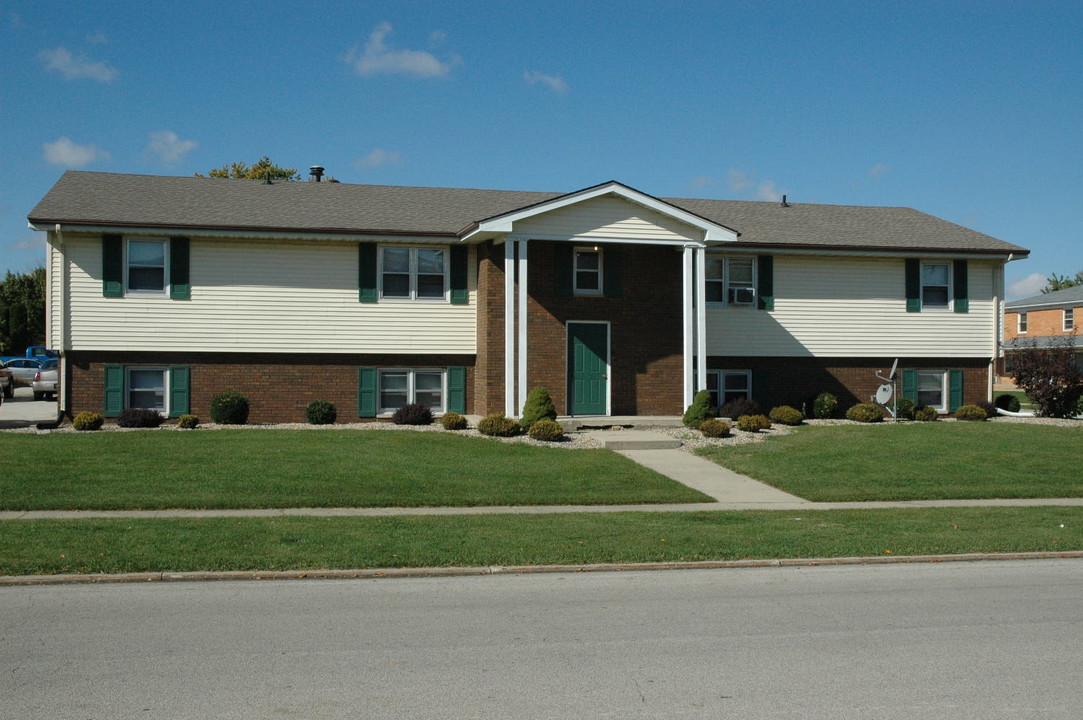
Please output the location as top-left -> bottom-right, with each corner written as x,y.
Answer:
1005,307 -> 1079,341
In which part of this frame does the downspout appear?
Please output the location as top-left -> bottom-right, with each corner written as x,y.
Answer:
37,224 -> 68,429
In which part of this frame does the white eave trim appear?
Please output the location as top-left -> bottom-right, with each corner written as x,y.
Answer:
29,223 -> 456,245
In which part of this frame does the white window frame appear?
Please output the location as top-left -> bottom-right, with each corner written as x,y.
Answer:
573,246 -> 604,296
1018,312 -> 1028,334
378,246 -> 449,302
920,262 -> 952,311
377,368 -> 447,415
125,366 -> 169,413
126,238 -> 168,296
705,255 -> 756,307
1064,309 -> 1074,332
704,369 -> 752,409
915,369 -> 947,413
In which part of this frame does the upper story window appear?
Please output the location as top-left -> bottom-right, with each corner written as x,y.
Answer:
706,256 -> 756,306
380,247 -> 447,301
127,239 -> 167,294
574,247 -> 603,295
1018,312 -> 1028,333
921,262 -> 951,309
1065,308 -> 1075,332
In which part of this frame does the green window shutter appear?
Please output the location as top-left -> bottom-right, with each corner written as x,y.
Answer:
447,366 -> 466,413
901,369 -> 917,404
554,244 -> 573,296
757,255 -> 774,310
603,245 -> 622,298
953,259 -> 969,313
450,245 -> 468,305
169,237 -> 191,299
104,364 -> 124,417
905,259 -> 921,312
949,369 -> 964,412
168,366 -> 190,417
102,234 -> 123,298
358,367 -> 377,417
751,370 -> 768,407
358,244 -> 378,303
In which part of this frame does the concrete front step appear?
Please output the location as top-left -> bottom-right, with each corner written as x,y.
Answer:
586,430 -> 682,450
559,416 -> 684,431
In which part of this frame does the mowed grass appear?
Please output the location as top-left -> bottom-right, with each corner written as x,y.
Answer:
1,507 -> 1078,575
0,429 -> 710,510
697,423 -> 1083,501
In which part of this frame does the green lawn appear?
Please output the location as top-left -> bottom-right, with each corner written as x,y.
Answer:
697,423 -> 1083,501
1,507 -> 1078,575
0,429 -> 710,510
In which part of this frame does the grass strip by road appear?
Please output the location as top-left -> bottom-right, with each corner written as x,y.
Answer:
697,423 -> 1083,502
0,429 -> 708,510
1,507 -> 1079,575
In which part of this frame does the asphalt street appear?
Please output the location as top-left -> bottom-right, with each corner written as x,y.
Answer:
2,559 -> 1080,719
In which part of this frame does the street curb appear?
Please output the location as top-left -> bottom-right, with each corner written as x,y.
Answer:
3,551 -> 1082,586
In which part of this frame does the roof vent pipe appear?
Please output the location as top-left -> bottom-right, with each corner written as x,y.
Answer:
310,166 -> 325,182
781,194 -> 789,207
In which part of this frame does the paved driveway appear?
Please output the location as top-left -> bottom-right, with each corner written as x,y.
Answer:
0,386 -> 60,428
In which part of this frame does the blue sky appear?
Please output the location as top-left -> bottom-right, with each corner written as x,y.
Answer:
2,0 -> 1079,299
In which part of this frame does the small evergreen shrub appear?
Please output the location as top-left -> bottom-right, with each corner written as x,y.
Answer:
719,397 -> 761,420
736,414 -> 772,432
682,389 -> 713,428
528,418 -> 565,442
768,405 -> 804,426
391,403 -> 434,426
812,392 -> 839,419
974,399 -> 998,420
914,406 -> 939,422
994,394 -> 1021,413
894,396 -> 915,421
210,391 -> 250,425
117,408 -> 166,428
439,411 -> 468,430
699,418 -> 731,438
954,404 -> 987,421
478,413 -> 521,437
846,403 -> 884,423
519,387 -> 557,429
177,414 -> 200,429
305,400 -> 337,425
72,411 -> 104,431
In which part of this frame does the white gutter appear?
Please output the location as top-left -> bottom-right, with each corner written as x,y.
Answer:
29,223 -> 453,245
55,224 -> 68,415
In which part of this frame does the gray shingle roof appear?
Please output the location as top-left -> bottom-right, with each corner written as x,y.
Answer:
29,171 -> 1028,255
1006,284 -> 1083,309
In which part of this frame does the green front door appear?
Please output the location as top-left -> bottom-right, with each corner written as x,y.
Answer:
568,322 -> 608,415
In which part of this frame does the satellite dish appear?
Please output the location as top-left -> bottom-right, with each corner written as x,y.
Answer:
887,358 -> 899,382
875,383 -> 893,405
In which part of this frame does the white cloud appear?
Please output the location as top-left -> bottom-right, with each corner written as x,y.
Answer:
756,181 -> 783,202
12,235 -> 44,252
1007,273 -> 1048,301
523,70 -> 569,94
429,29 -> 447,44
86,32 -> 109,45
39,46 -> 118,82
43,136 -> 109,166
867,162 -> 890,179
690,175 -> 715,189
144,130 -> 198,163
344,22 -> 452,78
728,168 -> 784,202
727,169 -> 753,193
355,148 -> 404,169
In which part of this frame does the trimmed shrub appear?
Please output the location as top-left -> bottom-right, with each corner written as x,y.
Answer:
528,418 -> 565,442
846,403 -> 884,423
519,387 -> 557,429
894,396 -> 915,421
768,405 -> 804,426
954,404 -> 987,421
305,400 -> 337,425
719,397 -> 761,420
478,413 -> 520,437
736,414 -> 772,432
72,411 -> 104,431
116,408 -> 166,428
995,393 -> 1021,413
392,403 -> 434,426
682,389 -> 714,428
210,391 -> 250,425
914,406 -> 939,422
439,411 -> 468,430
177,414 -> 200,429
974,399 -> 998,420
699,418 -> 731,438
812,392 -> 839,419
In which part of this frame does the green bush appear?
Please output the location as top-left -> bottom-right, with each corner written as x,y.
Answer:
736,414 -> 771,432
699,418 -> 731,438
392,403 -> 434,426
439,411 -> 468,430
812,392 -> 839,419
846,403 -> 884,423
527,418 -> 565,442
177,414 -> 200,429
975,399 -> 998,420
682,389 -> 713,428
117,408 -> 166,428
894,396 -> 915,420
519,387 -> 557,429
914,406 -> 939,422
954,404 -> 987,421
719,397 -> 761,420
72,411 -> 104,431
305,400 -> 337,425
768,405 -> 804,426
210,391 -> 250,425
995,393 -> 1021,413
478,414 -> 521,437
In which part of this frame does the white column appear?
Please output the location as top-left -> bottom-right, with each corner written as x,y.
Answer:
695,245 -> 707,393
517,239 -> 529,417
504,240 -> 517,417
682,245 -> 695,408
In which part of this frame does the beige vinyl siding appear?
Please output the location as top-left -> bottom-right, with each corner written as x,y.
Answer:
46,236 -> 62,348
707,255 -> 998,357
63,235 -> 476,353
514,196 -> 701,241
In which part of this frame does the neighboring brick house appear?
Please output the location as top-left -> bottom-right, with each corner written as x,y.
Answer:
29,171 -> 1029,423
999,285 -> 1083,387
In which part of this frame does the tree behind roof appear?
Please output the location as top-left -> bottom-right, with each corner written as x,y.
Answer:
196,156 -> 301,182
1042,271 -> 1083,293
